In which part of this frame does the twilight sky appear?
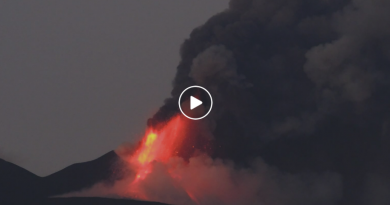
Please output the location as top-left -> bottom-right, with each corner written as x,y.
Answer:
0,1 -> 229,176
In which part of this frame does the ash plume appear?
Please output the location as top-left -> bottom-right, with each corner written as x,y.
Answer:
145,0 -> 390,204
70,0 -> 390,204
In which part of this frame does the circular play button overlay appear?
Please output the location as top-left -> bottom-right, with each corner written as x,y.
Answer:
178,85 -> 213,120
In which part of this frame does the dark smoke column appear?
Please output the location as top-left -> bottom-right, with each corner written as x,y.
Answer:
148,0 -> 390,204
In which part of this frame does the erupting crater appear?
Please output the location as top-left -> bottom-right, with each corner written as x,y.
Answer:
121,114 -> 206,203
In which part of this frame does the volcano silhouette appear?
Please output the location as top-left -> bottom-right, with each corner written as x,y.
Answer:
0,151 -> 169,205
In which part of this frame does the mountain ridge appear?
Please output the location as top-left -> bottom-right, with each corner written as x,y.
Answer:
0,151 -> 168,205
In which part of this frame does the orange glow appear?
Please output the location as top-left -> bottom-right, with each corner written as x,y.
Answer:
119,113 -> 219,204
137,132 -> 157,165
124,114 -> 195,200
186,190 -> 200,205
131,115 -> 184,166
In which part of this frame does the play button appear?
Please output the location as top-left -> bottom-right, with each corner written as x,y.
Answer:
190,96 -> 202,110
178,85 -> 213,120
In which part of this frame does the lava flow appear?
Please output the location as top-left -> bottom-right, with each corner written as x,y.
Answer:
131,115 -> 183,180
123,114 -> 200,202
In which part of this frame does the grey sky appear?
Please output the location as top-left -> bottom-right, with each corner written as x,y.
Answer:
0,1 -> 228,176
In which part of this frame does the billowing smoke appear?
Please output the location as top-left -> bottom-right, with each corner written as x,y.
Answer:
70,0 -> 390,204
145,0 -> 390,204
189,45 -> 250,88
67,148 -> 343,205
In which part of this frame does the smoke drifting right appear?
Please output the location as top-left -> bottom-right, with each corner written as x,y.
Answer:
2,0 -> 390,205
145,0 -> 390,204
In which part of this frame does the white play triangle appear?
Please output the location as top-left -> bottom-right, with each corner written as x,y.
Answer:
190,96 -> 203,110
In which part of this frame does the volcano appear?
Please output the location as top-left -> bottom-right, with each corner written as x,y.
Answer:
0,151 -> 169,205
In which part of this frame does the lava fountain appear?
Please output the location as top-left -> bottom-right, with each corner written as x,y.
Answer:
121,114 -> 205,203
73,112 -> 343,205
112,112 -> 342,205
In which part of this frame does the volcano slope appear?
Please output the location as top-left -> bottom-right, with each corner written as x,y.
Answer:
0,151 -> 169,205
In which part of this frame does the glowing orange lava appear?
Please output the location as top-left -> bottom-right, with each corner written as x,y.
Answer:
137,132 -> 157,165
132,115 -> 184,165
124,115 -> 192,197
